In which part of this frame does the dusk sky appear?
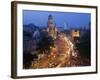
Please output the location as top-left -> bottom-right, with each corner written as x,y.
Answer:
23,10 -> 91,28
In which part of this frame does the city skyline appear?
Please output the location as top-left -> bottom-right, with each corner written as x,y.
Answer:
23,10 -> 91,29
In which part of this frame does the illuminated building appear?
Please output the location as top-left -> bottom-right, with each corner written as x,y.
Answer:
71,29 -> 80,42
46,14 -> 58,39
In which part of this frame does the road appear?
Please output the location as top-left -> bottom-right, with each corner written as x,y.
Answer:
31,34 -> 81,69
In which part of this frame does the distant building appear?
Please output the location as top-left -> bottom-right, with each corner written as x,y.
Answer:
32,29 -> 41,43
71,29 -> 80,42
46,15 -> 58,39
71,30 -> 80,37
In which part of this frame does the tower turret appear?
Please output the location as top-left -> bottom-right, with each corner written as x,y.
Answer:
47,14 -> 55,28
46,14 -> 58,39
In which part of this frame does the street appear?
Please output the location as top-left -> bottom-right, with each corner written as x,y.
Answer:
31,34 -> 81,68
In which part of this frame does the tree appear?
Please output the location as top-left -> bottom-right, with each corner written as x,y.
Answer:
76,30 -> 90,58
